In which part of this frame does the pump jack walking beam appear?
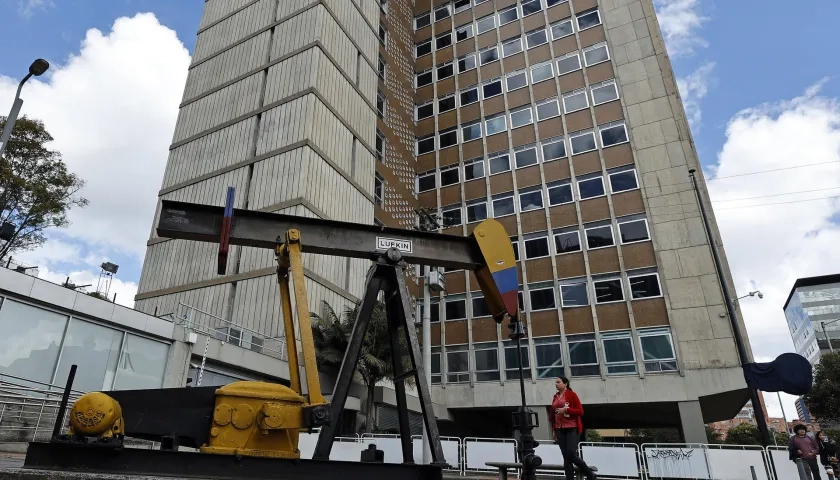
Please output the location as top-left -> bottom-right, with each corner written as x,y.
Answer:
156,198 -> 523,466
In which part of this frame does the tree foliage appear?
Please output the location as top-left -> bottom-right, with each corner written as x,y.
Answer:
311,300 -> 412,433
724,423 -> 761,445
706,425 -> 723,444
0,116 -> 87,260
626,428 -> 681,445
585,430 -> 603,442
805,352 -> 840,425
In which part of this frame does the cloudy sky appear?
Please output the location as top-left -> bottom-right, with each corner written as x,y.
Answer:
1,0 -> 839,420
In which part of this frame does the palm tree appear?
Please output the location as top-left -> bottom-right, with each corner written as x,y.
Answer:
311,300 -> 413,433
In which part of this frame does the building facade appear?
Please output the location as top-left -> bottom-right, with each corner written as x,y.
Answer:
784,274 -> 840,365
135,0 -> 754,441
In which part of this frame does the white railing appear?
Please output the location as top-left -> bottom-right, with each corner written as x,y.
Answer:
581,441 -> 644,479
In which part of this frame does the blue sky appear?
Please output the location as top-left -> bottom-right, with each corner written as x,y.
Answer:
1,0 -> 840,420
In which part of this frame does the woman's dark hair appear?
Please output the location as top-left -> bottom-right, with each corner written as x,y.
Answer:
558,376 -> 571,389
794,424 -> 808,433
817,430 -> 829,440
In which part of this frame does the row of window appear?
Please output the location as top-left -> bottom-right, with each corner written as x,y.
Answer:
511,216 -> 651,260
429,327 -> 678,383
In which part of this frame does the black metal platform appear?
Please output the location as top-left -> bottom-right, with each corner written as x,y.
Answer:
23,442 -> 442,480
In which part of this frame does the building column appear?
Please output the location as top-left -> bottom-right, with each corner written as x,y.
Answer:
678,401 -> 709,443
162,327 -> 193,388
535,406 -> 553,441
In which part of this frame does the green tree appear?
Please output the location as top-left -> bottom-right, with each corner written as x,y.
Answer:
0,116 -> 88,260
706,425 -> 723,444
311,300 -> 412,433
805,352 -> 840,425
586,430 -> 603,442
626,428 -> 681,445
725,423 -> 761,445
774,430 -> 791,446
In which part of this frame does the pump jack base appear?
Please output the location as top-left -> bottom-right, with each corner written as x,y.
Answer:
23,442 -> 443,480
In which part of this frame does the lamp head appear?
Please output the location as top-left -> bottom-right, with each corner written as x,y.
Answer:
29,59 -> 49,77
758,292 -> 764,299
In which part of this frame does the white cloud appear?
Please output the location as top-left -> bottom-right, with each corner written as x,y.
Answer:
708,80 -> 840,420
677,62 -> 715,130
653,0 -> 709,58
0,13 -> 190,271
17,0 -> 54,18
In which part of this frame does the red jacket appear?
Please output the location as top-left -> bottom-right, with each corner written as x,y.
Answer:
549,389 -> 584,434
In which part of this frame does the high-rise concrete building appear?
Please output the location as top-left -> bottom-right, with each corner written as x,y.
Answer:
135,0 -> 755,441
784,274 -> 840,364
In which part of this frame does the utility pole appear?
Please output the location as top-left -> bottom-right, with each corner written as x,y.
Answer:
689,169 -> 772,447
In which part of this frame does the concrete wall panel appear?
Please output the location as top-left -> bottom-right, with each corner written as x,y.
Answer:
184,32 -> 271,101
194,0 -> 276,62
172,73 -> 263,143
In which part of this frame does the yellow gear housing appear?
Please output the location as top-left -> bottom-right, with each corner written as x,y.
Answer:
68,392 -> 125,438
200,381 -> 306,459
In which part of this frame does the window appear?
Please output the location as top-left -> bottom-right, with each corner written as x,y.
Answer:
440,164 -> 460,186
434,4 -> 451,21
415,13 -> 431,30
570,131 -> 597,155
537,98 -> 561,120
417,170 -> 436,192
472,294 -> 491,317
485,114 -> 507,135
454,0 -> 472,13
515,144 -> 538,168
476,15 -> 496,33
504,340 -> 531,380
480,46 -> 499,65
464,158 -> 485,180
568,335 -> 599,376
378,55 -> 386,78
639,328 -> 678,373
594,277 -> 624,304
456,23 -> 474,41
531,62 -> 554,83
461,86 -> 479,105
379,24 -> 387,45
521,0 -> 543,16
462,121 -> 482,142
474,342 -> 500,381
416,40 -> 432,58
436,32 -> 452,50
510,106 -> 534,128
374,173 -> 384,206
557,52 -> 581,75
542,138 -> 567,162
446,345 -> 470,383
591,80 -> 619,105
376,129 -> 385,161
609,169 -> 639,193
554,229 -> 581,253
511,237 -> 520,261
498,6 -> 519,25
618,218 -> 650,244
548,183 -> 573,206
524,235 -> 550,259
599,122 -> 628,148
577,9 -> 602,30
459,53 -> 477,72
437,62 -> 454,80
467,199 -> 488,223
551,19 -> 574,39
577,176 -> 604,200
417,134 -> 435,155
629,273 -> 662,299
519,188 -> 543,212
489,152 -> 511,174
483,78 -> 503,98
422,299 -> 441,323
602,331 -> 636,375
584,43 -> 610,66
506,70 -> 528,91
416,70 -> 433,87
526,28 -> 548,48
439,127 -> 458,149
376,91 -> 385,118
561,281 -> 588,307
585,224 -> 614,249
446,297 -> 467,320
529,286 -> 556,311
442,204 -> 462,226
431,346 -> 441,384
502,37 -> 523,57
535,337 -> 563,378
439,95 -> 456,114
492,193 -> 515,217
563,89 -> 589,113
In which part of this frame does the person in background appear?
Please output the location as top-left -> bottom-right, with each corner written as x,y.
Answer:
552,377 -> 596,480
790,423 -> 822,480
818,430 -> 839,480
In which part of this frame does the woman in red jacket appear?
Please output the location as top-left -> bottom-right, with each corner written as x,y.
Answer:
552,377 -> 596,480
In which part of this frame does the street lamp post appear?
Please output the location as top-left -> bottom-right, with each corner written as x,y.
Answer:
819,318 -> 840,352
0,59 -> 50,160
688,169 -> 772,447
